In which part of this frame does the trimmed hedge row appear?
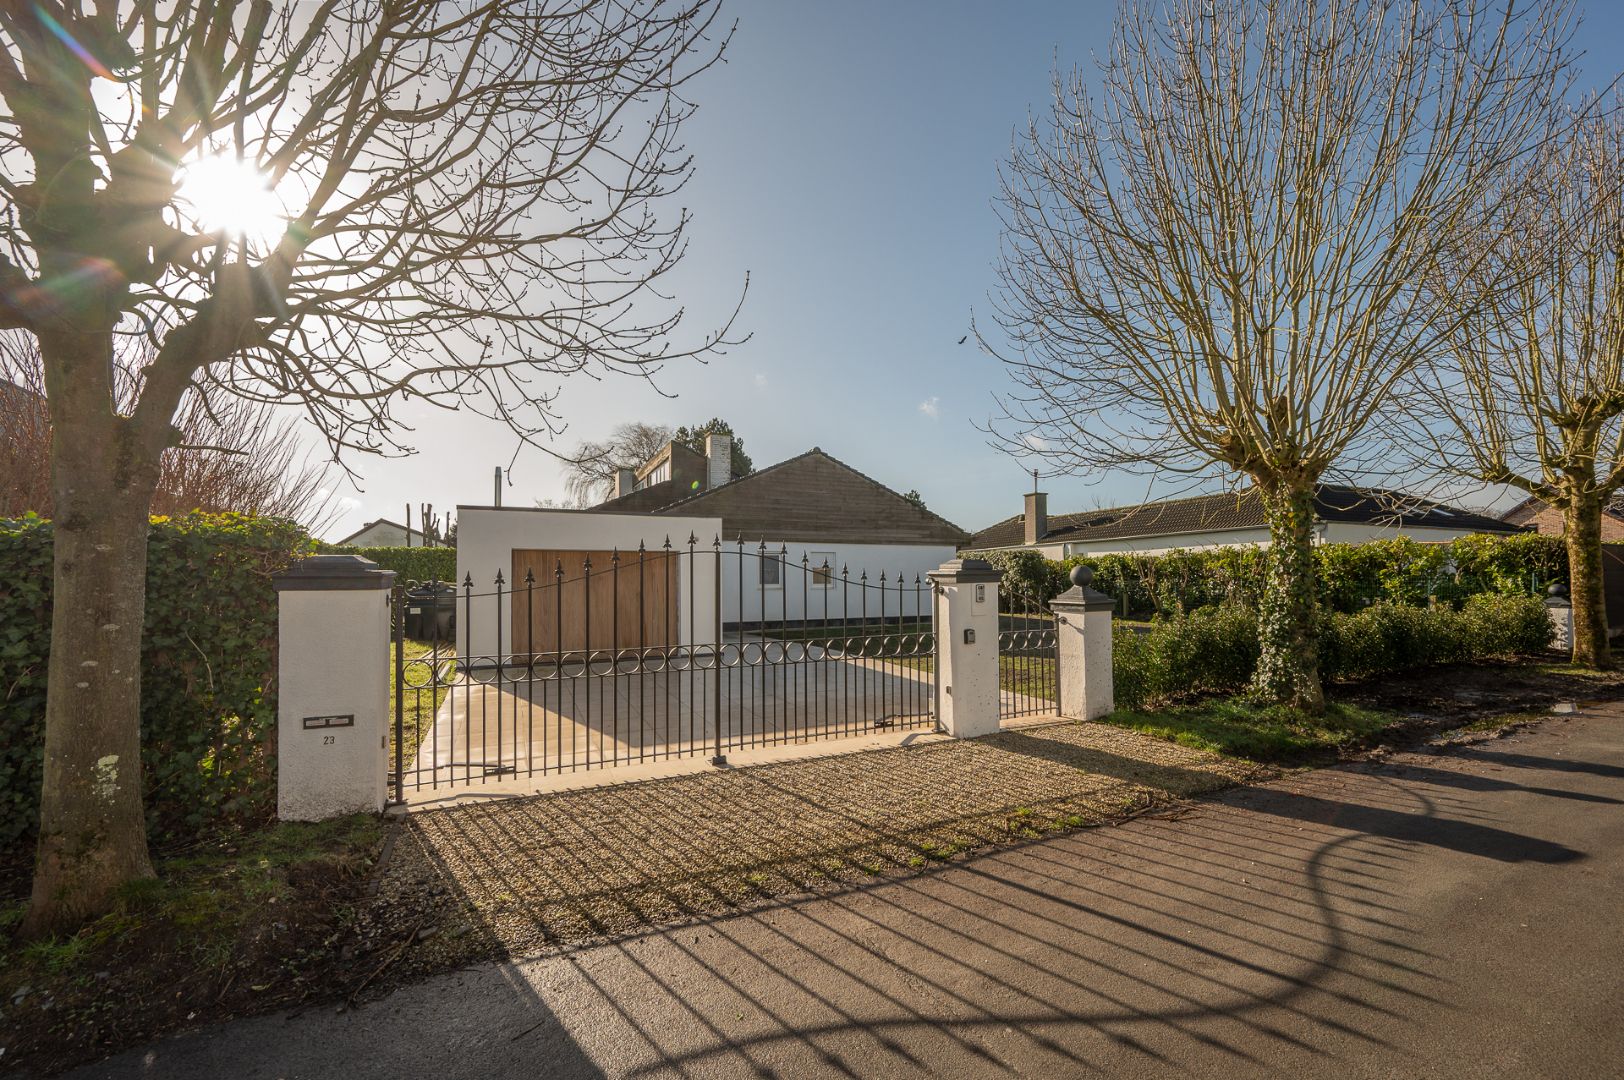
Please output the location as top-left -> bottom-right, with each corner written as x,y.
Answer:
317,543 -> 456,584
987,532 -> 1567,619
0,513 -> 313,853
1113,594 -> 1553,710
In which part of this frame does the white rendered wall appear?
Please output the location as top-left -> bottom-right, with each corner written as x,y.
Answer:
277,587 -> 390,820
456,507 -> 722,657
722,541 -> 956,626
1318,522 -> 1505,545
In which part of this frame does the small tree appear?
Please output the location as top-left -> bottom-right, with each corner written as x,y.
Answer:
1407,105 -> 1624,668
1,0 -> 738,936
988,0 -> 1571,711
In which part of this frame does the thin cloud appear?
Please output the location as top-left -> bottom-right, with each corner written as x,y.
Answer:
753,372 -> 768,389
918,396 -> 941,420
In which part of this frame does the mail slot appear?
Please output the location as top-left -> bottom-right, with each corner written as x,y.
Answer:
302,714 -> 355,730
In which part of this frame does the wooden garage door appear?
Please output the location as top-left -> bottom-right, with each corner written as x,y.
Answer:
511,549 -> 679,653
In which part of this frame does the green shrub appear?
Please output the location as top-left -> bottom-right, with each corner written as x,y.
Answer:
981,532 -> 1567,619
1113,594 -> 1552,709
1113,605 -> 1260,709
319,544 -> 455,584
0,513 -> 314,854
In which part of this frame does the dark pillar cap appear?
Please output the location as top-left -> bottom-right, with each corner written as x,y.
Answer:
274,554 -> 397,592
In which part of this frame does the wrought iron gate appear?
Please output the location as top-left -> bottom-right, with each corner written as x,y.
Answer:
996,581 -> 1059,720
392,537 -> 937,798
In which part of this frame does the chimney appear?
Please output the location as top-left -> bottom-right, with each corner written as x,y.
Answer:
704,432 -> 732,490
1024,490 -> 1048,546
613,467 -> 636,499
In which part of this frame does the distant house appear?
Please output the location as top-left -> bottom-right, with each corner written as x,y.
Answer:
965,483 -> 1524,558
333,518 -> 428,548
455,434 -> 967,657
1500,495 -> 1624,542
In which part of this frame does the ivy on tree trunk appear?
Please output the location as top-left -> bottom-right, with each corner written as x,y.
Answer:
1254,482 -> 1325,713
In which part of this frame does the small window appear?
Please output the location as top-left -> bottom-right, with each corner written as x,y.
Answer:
811,551 -> 836,587
760,556 -> 782,587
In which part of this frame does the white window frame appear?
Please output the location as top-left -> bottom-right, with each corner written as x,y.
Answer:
759,554 -> 783,589
810,551 -> 836,588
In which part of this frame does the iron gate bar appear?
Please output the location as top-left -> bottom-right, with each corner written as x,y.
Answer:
391,543 -> 940,794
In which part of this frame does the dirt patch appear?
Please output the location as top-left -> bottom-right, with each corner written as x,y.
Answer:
1335,658 -> 1624,732
0,817 -> 385,1077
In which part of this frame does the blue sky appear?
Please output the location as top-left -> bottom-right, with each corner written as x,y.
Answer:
322,0 -> 1624,543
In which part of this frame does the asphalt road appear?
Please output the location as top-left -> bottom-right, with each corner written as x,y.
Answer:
66,709 -> 1624,1079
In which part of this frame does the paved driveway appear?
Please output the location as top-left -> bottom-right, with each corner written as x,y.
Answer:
69,709 -> 1624,1079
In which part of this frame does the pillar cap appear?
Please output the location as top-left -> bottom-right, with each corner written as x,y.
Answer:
928,557 -> 1002,584
1050,584 -> 1115,613
274,554 -> 397,592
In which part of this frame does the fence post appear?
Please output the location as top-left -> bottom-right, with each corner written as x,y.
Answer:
273,555 -> 395,821
927,557 -> 1001,739
1050,565 -> 1115,721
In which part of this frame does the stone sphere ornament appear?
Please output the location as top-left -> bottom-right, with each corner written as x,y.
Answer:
1070,564 -> 1094,588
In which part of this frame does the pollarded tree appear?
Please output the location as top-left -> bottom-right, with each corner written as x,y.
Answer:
0,0 -> 739,937
1409,105 -> 1624,669
989,0 -> 1572,711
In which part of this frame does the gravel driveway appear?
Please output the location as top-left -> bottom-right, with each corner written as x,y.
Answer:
368,720 -> 1270,974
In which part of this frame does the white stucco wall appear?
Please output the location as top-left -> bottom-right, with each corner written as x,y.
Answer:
1318,521 -> 1502,545
1056,523 -> 1513,558
723,541 -> 955,626
277,586 -> 390,820
456,506 -> 723,657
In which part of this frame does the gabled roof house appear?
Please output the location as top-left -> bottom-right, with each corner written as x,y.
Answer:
967,483 -> 1523,558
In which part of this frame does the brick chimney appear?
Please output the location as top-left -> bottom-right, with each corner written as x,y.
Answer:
613,467 -> 636,499
705,432 -> 732,490
1024,490 -> 1048,546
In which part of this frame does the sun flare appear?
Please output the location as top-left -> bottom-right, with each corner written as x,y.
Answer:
175,155 -> 285,244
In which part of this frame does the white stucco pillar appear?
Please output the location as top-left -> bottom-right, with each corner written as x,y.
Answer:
928,557 -> 1002,739
1546,590 -> 1574,654
1050,565 -> 1115,721
273,555 -> 395,821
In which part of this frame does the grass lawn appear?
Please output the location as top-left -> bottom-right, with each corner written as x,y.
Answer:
0,815 -> 384,1073
390,637 -> 452,778
1098,697 -> 1402,761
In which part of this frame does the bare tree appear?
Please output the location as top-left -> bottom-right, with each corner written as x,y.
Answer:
0,0 -> 738,936
563,416 -> 753,504
564,421 -> 675,505
989,0 -> 1572,711
0,335 -> 335,528
1406,105 -> 1624,669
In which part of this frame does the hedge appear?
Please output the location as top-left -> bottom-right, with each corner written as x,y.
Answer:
984,533 -> 1567,620
318,544 -> 456,584
0,513 -> 314,854
1113,594 -> 1553,710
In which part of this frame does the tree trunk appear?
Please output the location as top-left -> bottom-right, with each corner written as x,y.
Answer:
1254,481 -> 1325,713
1562,497 -> 1611,670
20,333 -> 162,939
